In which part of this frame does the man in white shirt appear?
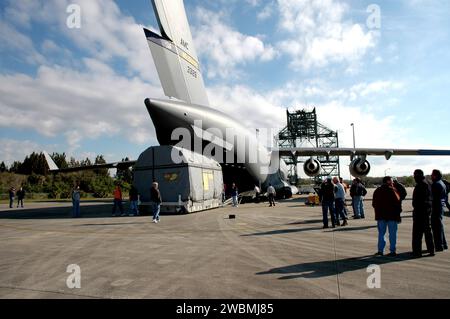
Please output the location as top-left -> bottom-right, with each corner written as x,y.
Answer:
267,184 -> 276,207
254,185 -> 261,203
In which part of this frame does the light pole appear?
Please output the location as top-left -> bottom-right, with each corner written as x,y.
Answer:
350,123 -> 356,148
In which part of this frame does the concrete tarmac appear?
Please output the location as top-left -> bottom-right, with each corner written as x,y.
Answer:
0,194 -> 449,299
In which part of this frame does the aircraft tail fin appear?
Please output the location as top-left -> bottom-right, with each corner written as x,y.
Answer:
43,151 -> 59,171
144,0 -> 209,106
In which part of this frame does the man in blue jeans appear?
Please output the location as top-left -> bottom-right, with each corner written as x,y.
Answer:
431,169 -> 448,251
372,176 -> 402,256
333,177 -> 348,226
320,177 -> 337,228
150,182 -> 162,223
350,178 -> 367,219
71,185 -> 81,218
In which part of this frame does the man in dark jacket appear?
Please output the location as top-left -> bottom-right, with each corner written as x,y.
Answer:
16,187 -> 25,208
150,181 -> 162,223
8,186 -> 15,209
128,185 -> 140,216
412,169 -> 434,257
442,179 -> 450,211
350,178 -> 367,219
372,176 -> 402,256
431,169 -> 448,251
320,177 -> 337,228
393,178 -> 407,201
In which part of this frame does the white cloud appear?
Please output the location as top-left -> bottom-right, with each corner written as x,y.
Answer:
246,0 -> 262,6
348,81 -> 405,100
60,0 -> 158,82
259,79 -> 406,106
0,20 -> 46,65
3,0 -> 57,28
193,8 -> 278,79
205,80 -> 449,177
0,139 -> 43,166
0,0 -> 165,157
2,0 -> 160,84
65,130 -> 83,154
257,2 -> 275,21
0,62 -> 163,149
41,39 -> 60,53
207,85 -> 286,131
275,0 -> 377,70
206,80 -> 408,149
374,56 -> 383,64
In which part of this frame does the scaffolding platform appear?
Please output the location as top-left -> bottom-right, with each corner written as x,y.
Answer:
277,108 -> 340,183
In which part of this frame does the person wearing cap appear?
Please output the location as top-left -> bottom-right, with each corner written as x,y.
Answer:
411,169 -> 434,257
431,169 -> 448,251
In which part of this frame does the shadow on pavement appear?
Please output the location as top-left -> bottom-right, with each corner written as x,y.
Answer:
241,226 -> 324,236
257,252 -> 417,279
0,203 -> 177,219
0,204 -> 113,219
287,219 -> 323,226
74,222 -> 147,227
333,225 -> 377,232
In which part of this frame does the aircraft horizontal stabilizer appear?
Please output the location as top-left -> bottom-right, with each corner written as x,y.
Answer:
43,151 -> 136,173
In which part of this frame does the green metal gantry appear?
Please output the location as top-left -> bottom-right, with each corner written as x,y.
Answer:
277,108 -> 340,183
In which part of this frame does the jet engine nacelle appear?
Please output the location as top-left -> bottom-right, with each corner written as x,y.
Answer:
303,158 -> 321,177
349,158 -> 371,177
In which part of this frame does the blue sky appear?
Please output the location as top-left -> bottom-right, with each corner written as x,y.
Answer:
0,0 -> 449,177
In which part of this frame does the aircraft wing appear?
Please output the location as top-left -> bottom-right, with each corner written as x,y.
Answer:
43,151 -> 136,173
275,148 -> 450,159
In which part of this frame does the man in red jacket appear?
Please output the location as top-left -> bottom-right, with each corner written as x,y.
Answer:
112,183 -> 125,217
372,176 -> 402,256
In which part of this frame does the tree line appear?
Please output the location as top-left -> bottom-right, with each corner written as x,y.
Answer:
0,152 -> 132,199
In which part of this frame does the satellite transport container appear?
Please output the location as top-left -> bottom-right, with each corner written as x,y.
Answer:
134,145 -> 223,213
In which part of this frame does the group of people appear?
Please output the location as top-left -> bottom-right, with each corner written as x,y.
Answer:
222,182 -> 240,207
319,176 -> 357,228
110,182 -> 161,222
225,182 -> 276,208
317,170 -> 448,258
71,182 -> 162,223
372,169 -> 448,257
8,186 -> 26,209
